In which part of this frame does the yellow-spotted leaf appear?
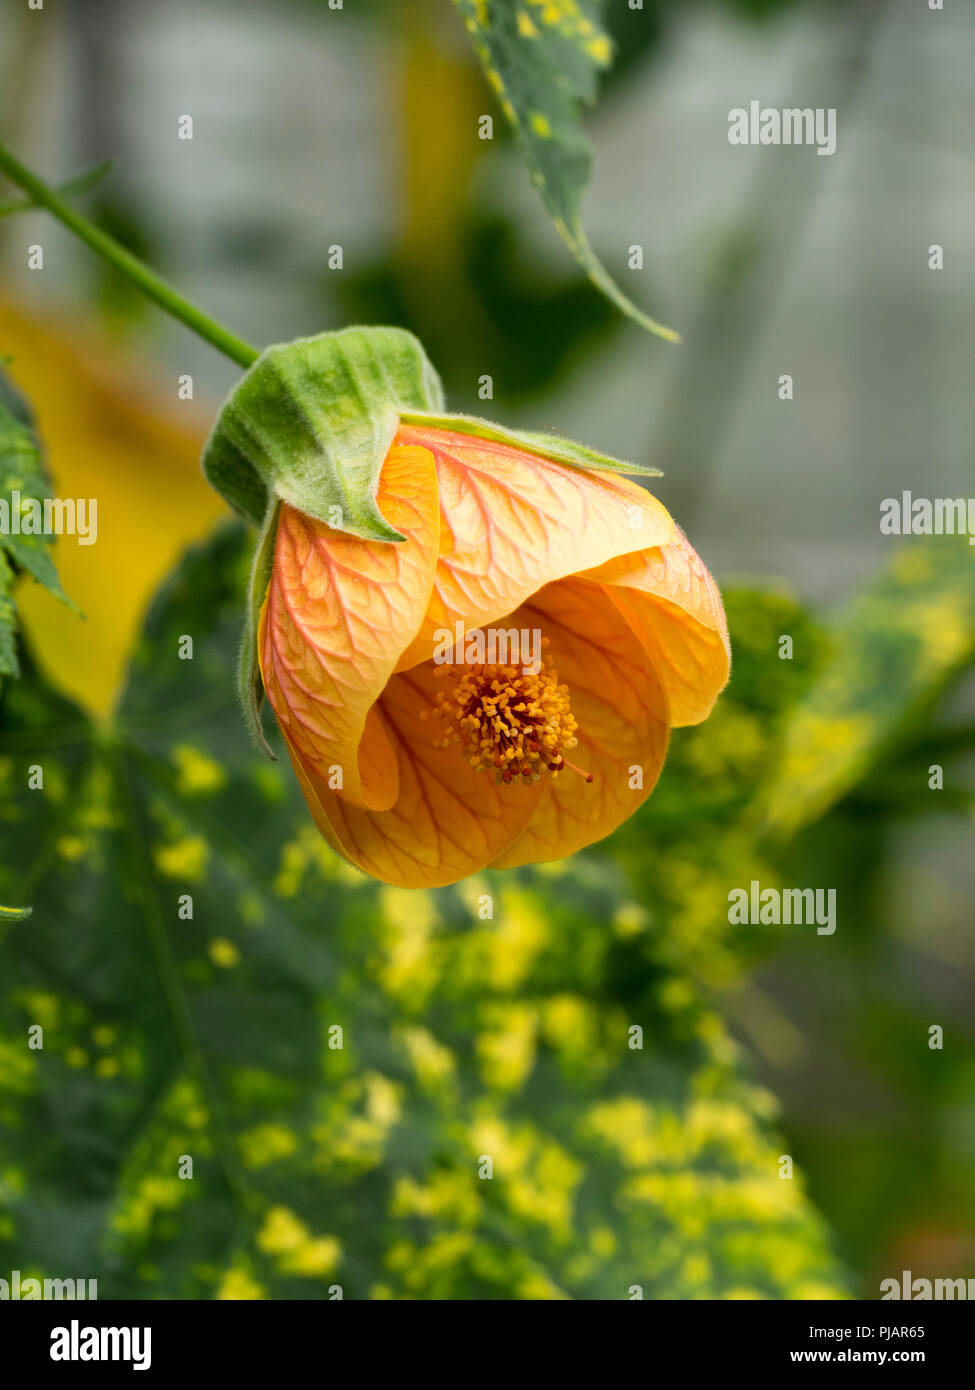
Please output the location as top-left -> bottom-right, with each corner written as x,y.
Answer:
452,0 -> 678,341
0,524 -> 844,1300
763,539 -> 975,837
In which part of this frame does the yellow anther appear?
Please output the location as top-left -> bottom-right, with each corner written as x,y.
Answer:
431,653 -> 592,786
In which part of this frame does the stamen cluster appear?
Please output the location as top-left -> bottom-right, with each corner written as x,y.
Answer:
429,654 -> 591,785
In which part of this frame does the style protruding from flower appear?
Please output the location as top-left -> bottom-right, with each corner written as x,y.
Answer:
256,421 -> 730,888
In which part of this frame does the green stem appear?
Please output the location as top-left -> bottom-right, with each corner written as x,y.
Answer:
0,143 -> 259,369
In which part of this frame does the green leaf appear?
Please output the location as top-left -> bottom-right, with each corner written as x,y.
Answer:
0,159 -> 114,219
0,393 -> 75,679
0,525 -> 844,1299
0,551 -> 17,677
399,409 -> 662,477
762,539 -> 975,837
202,326 -> 445,542
453,0 -> 678,342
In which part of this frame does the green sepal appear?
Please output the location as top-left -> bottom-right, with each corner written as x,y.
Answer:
398,409 -> 663,479
237,499 -> 281,762
202,326 -> 445,542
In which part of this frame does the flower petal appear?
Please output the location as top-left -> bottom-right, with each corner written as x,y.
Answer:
579,526 -> 730,727
278,658 -> 542,888
393,426 -> 675,671
259,441 -> 440,812
489,578 -> 670,870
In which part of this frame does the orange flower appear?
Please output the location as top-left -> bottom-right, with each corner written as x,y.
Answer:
258,424 -> 729,888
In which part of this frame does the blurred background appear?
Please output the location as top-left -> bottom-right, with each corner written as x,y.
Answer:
1,0 -> 973,1299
